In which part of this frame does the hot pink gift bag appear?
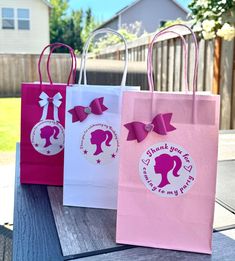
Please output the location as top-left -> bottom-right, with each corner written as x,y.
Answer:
20,43 -> 76,185
116,25 -> 220,254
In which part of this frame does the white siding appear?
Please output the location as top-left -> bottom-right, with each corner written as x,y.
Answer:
0,0 -> 50,53
104,18 -> 119,30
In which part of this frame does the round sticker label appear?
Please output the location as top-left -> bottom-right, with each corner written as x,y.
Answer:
80,123 -> 119,165
139,142 -> 196,197
30,120 -> 64,156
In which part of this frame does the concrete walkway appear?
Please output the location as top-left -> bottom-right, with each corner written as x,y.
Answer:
218,132 -> 235,160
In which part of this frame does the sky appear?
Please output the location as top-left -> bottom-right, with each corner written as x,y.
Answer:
69,0 -> 191,23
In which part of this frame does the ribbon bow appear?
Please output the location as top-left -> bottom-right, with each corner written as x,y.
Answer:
39,92 -> 62,122
124,113 -> 176,143
69,97 -> 108,122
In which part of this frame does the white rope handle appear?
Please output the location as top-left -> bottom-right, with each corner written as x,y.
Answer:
78,28 -> 128,86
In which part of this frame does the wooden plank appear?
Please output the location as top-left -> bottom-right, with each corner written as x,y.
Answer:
161,40 -> 168,91
180,35 -> 188,92
0,56 -> 146,97
95,29 -> 200,56
29,54 -> 36,82
188,35 -> 196,92
219,39 -> 234,129
174,38 -> 182,91
167,39 -> 175,92
48,175 -> 235,258
232,42 -> 235,129
0,225 -> 12,261
11,54 -> 21,96
140,45 -> 144,61
152,44 -> 157,91
13,144 -> 63,261
213,37 -> 222,94
197,39 -> 206,91
48,186 -> 127,257
156,42 -> 162,91
18,55 -> 26,96
205,40 -> 214,92
232,82 -> 235,128
78,229 -> 235,261
144,45 -> 148,62
2,54 -> 11,96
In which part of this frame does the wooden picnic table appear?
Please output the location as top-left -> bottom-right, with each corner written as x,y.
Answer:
13,144 -> 235,261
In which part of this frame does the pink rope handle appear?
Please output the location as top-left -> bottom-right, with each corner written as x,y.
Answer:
38,43 -> 76,85
147,30 -> 188,92
47,43 -> 77,85
147,24 -> 199,94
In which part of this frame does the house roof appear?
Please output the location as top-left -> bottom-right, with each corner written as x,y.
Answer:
97,0 -> 188,29
41,0 -> 53,8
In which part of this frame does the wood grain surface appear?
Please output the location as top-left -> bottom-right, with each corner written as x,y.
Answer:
77,229 -> 235,261
13,143 -> 235,261
13,144 -> 63,261
48,186 -> 128,257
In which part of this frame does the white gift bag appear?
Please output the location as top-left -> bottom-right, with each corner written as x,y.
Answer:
63,28 -> 140,209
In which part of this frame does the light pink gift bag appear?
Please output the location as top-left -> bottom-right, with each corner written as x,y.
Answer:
20,43 -> 76,185
116,25 -> 220,254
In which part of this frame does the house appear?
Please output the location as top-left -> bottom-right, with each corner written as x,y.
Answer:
0,0 -> 52,54
97,0 -> 188,34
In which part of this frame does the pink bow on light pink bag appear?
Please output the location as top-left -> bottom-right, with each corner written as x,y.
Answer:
124,29 -> 189,143
125,113 -> 176,142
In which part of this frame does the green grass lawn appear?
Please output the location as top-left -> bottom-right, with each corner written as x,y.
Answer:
0,98 -> 21,151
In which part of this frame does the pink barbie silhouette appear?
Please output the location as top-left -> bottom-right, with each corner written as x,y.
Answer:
154,154 -> 182,188
90,129 -> 113,155
40,125 -> 60,148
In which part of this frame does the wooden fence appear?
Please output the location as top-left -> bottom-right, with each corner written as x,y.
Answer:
0,30 -> 234,129
94,30 -> 235,130
0,54 -> 146,96
0,53 -> 75,97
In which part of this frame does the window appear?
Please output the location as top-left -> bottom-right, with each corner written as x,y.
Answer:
17,9 -> 30,30
2,8 -> 14,29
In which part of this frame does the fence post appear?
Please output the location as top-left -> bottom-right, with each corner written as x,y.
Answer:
212,37 -> 222,94
232,40 -> 235,129
116,50 -> 120,60
219,38 -> 234,129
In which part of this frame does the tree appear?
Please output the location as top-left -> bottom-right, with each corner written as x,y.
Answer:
49,1 -> 98,53
71,10 -> 84,53
63,10 -> 83,53
81,8 -> 97,50
50,0 -> 69,47
189,0 -> 235,40
93,22 -> 141,53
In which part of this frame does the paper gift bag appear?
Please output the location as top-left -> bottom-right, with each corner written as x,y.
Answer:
63,28 -> 140,209
20,43 -> 76,185
116,24 -> 220,254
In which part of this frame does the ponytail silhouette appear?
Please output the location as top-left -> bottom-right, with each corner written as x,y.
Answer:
40,125 -> 60,148
172,155 -> 182,177
90,129 -> 113,155
104,131 -> 113,146
52,126 -> 59,139
154,154 -> 182,188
